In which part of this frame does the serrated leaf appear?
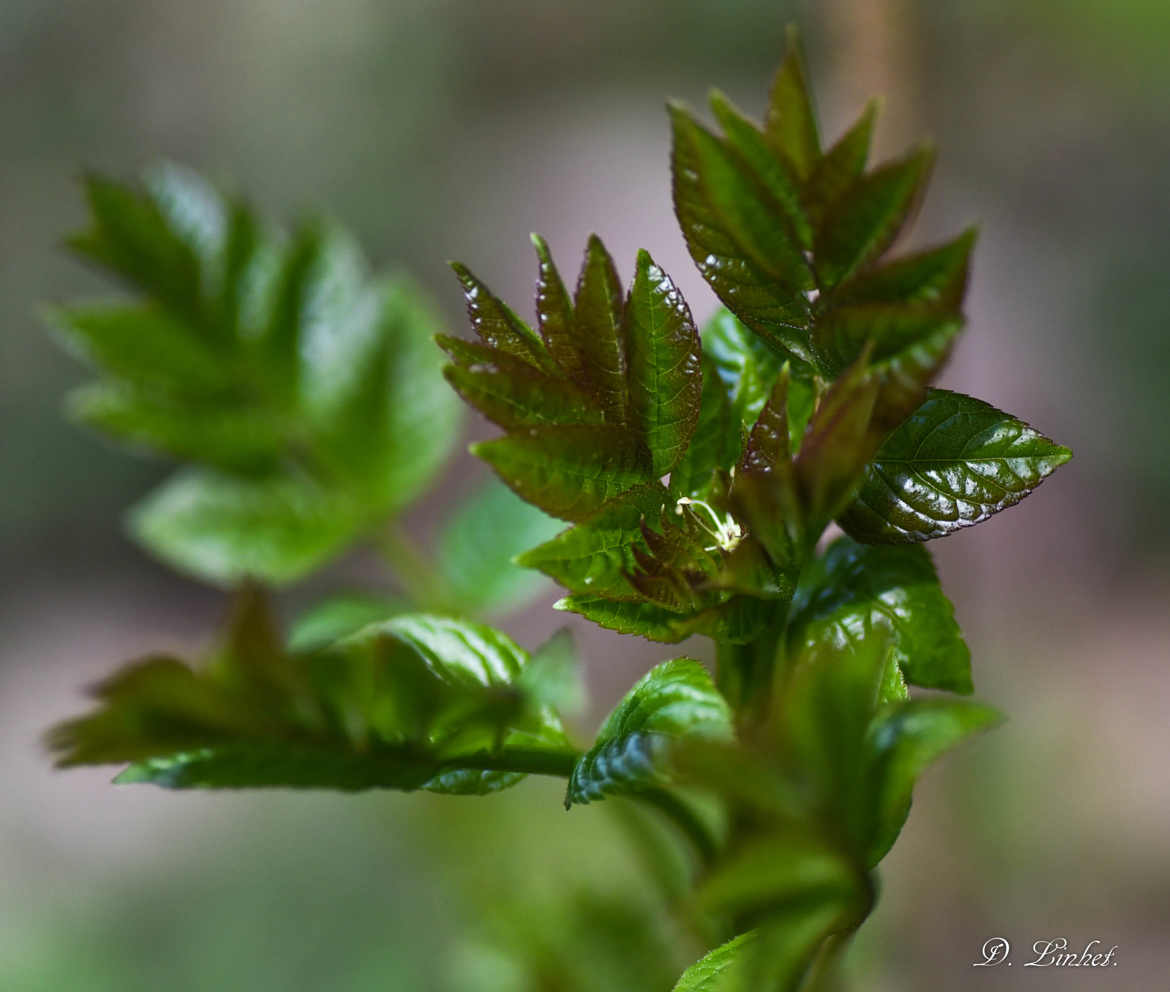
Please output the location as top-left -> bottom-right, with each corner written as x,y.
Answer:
764,26 -> 821,181
710,90 -> 811,248
472,428 -> 652,523
567,658 -> 731,806
439,335 -> 596,429
860,698 -> 1001,865
53,167 -> 461,585
814,146 -> 934,290
438,476 -> 562,616
838,389 -> 1072,543
572,234 -> 629,419
730,370 -> 803,578
789,537 -> 972,693
793,351 -> 881,526
669,355 -> 742,500
836,229 -> 976,309
517,484 -> 670,600
802,100 -> 876,231
624,250 -> 703,476
811,302 -> 961,380
670,104 -> 814,362
50,604 -> 574,795
450,261 -> 549,370
448,239 -> 702,521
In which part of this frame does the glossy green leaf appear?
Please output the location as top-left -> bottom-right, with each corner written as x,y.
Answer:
670,104 -> 814,361
624,250 -> 703,476
789,537 -> 972,693
702,307 -> 786,428
438,476 -> 562,616
764,26 -> 821,181
710,90 -> 811,248
472,428 -> 651,523
517,484 -> 669,600
668,354 -> 742,500
836,229 -> 976,309
450,260 -> 548,369
729,370 -> 803,578
793,351 -> 881,527
49,599 -> 574,795
448,239 -> 702,521
860,698 -> 1001,865
567,658 -> 731,806
571,234 -> 629,419
814,146 -> 935,290
802,100 -> 876,232
838,389 -> 1073,543
52,167 -> 461,585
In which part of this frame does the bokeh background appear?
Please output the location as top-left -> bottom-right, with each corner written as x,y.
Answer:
2,0 -> 1168,988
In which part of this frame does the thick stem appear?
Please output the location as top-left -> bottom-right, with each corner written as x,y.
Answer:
441,747 -> 577,778
716,622 -> 786,723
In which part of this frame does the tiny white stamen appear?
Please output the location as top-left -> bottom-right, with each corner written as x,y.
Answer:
674,497 -> 743,553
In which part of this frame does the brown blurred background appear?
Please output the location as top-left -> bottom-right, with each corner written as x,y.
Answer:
2,1 -> 1168,988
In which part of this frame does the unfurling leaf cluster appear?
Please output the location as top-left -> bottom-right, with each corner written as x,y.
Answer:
45,24 -> 1071,992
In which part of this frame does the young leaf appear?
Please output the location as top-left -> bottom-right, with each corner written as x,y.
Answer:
517,484 -> 670,602
671,933 -> 758,992
566,658 -> 731,806
813,146 -> 935,290
668,28 -> 970,439
624,250 -> 704,476
668,354 -> 742,501
837,388 -> 1073,543
788,537 -> 972,693
802,100 -> 877,231
670,102 -> 814,364
52,167 -> 461,585
764,26 -> 821,181
447,239 -> 702,521
859,698 -> 1002,866
471,428 -> 652,523
48,598 -> 575,795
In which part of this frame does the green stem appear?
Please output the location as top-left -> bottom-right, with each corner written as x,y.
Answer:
440,747 -> 577,778
716,622 -> 785,722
